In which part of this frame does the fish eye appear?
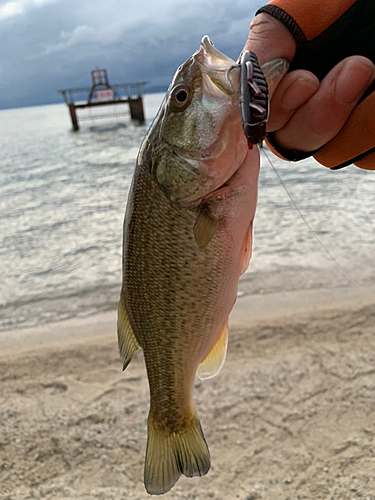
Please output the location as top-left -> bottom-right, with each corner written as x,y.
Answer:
176,89 -> 187,102
170,85 -> 191,111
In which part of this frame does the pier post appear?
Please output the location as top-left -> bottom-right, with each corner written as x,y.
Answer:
129,97 -> 145,124
69,103 -> 79,131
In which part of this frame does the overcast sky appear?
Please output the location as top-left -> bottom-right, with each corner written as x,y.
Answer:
0,0 -> 262,109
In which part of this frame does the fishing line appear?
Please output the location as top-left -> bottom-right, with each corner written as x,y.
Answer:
261,147 -> 362,288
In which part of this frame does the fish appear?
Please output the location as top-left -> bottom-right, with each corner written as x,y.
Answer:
118,36 -> 273,495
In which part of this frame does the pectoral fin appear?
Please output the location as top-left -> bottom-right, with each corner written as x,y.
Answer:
197,321 -> 228,380
117,290 -> 140,370
194,208 -> 219,249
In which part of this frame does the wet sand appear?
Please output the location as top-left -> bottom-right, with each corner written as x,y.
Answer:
1,286 -> 375,500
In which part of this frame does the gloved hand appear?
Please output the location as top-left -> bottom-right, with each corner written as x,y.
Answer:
242,4 -> 375,170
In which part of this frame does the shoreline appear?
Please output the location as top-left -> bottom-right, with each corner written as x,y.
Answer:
1,283 -> 374,357
1,284 -> 375,499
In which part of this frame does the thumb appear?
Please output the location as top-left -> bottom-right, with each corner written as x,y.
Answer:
242,13 -> 297,96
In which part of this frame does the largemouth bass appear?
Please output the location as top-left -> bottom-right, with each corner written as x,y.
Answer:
118,36 -> 269,495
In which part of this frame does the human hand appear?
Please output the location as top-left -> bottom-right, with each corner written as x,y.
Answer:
242,13 -> 375,155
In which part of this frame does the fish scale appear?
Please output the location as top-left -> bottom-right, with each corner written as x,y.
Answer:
125,161 -> 229,353
125,163 -> 231,440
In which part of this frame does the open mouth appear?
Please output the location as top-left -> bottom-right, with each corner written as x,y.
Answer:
195,36 -> 239,97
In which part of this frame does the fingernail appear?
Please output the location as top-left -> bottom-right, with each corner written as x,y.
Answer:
334,59 -> 375,104
281,77 -> 318,111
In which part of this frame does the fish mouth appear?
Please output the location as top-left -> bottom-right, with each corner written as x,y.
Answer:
194,36 -> 239,96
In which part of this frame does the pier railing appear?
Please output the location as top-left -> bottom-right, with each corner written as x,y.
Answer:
58,70 -> 147,130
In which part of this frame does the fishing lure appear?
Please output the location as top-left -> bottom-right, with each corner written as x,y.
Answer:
227,50 -> 269,147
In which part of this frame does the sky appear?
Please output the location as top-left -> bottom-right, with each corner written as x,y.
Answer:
0,0 -> 262,109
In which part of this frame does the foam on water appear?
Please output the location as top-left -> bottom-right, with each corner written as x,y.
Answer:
0,94 -> 374,331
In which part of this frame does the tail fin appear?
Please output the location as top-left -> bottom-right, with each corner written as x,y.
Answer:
144,413 -> 210,495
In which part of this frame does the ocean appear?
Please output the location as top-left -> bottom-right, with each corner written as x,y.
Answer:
1,93 -> 374,332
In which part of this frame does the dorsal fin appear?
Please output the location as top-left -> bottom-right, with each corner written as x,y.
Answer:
117,290 -> 140,370
197,321 -> 228,380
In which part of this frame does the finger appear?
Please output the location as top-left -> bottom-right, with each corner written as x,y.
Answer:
242,13 -> 296,96
273,56 -> 375,152
267,70 -> 320,131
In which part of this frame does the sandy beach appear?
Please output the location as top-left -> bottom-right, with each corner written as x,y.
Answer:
1,286 -> 375,500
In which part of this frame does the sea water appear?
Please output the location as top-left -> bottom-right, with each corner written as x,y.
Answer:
0,94 -> 374,331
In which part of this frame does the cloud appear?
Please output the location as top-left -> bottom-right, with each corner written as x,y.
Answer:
0,0 -> 260,109
0,0 -> 58,21
42,25 -> 98,55
0,2 -> 23,21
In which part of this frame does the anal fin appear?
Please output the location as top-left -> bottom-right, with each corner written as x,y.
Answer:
240,221 -> 253,276
197,321 -> 228,380
117,289 -> 140,370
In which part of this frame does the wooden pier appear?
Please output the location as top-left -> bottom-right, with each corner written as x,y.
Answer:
59,69 -> 146,131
